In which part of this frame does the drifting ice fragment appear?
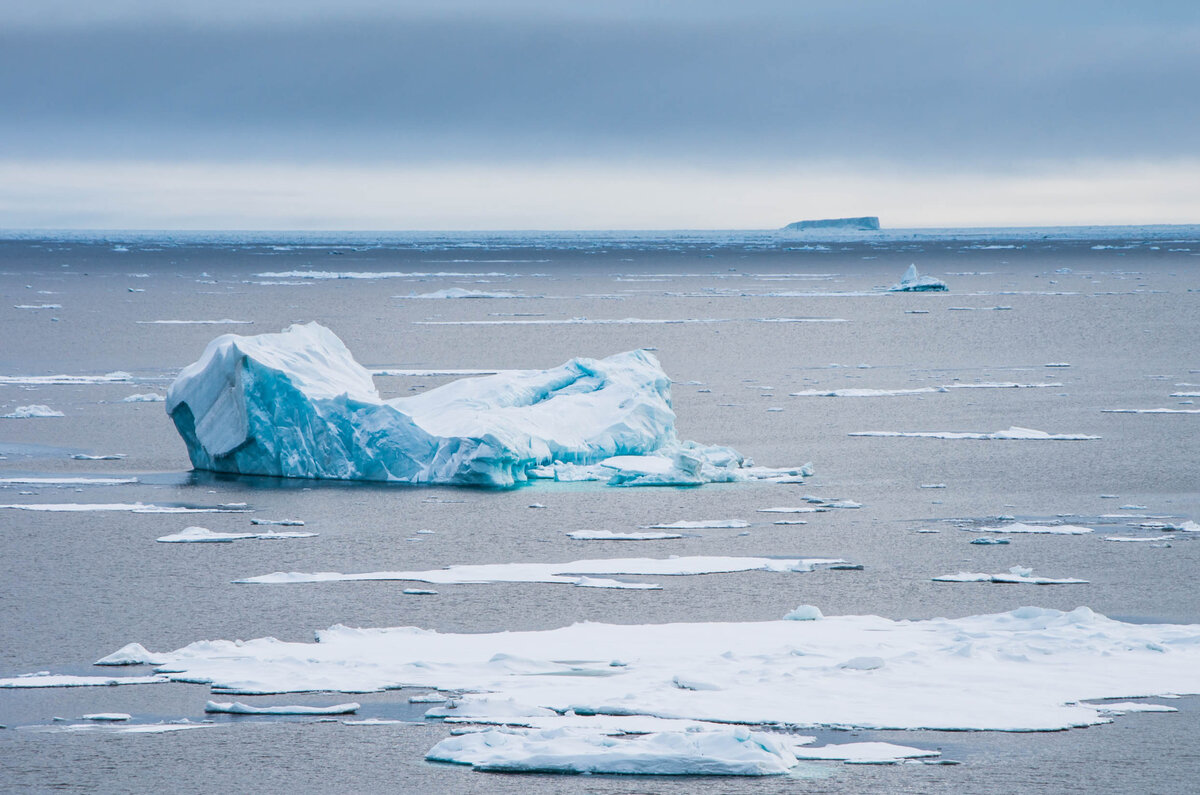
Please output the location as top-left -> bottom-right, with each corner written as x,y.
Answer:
426,726 -> 800,776
933,567 -> 1087,585
889,265 -> 947,292
792,742 -> 939,763
166,323 -> 764,487
964,523 -> 1093,535
2,405 -> 63,419
156,526 -> 315,543
849,427 -> 1099,441
81,713 -> 132,721
567,530 -> 684,540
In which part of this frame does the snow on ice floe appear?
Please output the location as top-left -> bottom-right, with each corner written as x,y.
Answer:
205,701 -> 359,715
0,502 -> 249,513
235,556 -> 847,589
567,530 -> 684,540
166,322 -> 783,487
0,372 -> 132,385
156,526 -> 316,543
933,567 -> 1088,585
849,427 -> 1099,440
1086,702 -> 1178,714
963,523 -> 1094,535
426,726 -> 800,776
1,405 -> 64,418
92,607 -> 1200,734
0,476 -> 137,486
790,382 -> 1061,397
889,265 -> 948,292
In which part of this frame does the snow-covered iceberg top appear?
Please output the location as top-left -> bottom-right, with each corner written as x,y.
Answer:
165,323 -> 760,487
889,265 -> 948,292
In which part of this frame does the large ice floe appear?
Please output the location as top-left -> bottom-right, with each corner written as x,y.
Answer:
165,322 -> 782,487
849,427 -> 1099,441
89,608 -> 1198,731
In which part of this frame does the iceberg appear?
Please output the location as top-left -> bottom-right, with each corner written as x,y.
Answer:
782,216 -> 880,232
889,265 -> 948,292
166,322 -> 763,487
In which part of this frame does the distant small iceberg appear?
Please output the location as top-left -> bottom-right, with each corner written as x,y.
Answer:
782,216 -> 880,232
889,264 -> 948,292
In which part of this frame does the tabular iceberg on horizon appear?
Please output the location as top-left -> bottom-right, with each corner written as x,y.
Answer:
165,322 -> 760,487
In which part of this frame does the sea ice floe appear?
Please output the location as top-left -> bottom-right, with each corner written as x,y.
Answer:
0,502 -> 249,513
1104,536 -> 1173,543
0,372 -> 132,385
791,742 -> 939,763
0,673 -> 167,688
2,405 -> 64,418
756,507 -> 827,514
250,518 -> 305,526
413,317 -> 847,326
849,427 -> 1099,440
156,526 -> 316,543
567,530 -> 684,540
235,556 -> 847,589
933,567 -> 1088,585
396,288 -> 528,299
642,520 -> 750,530
789,382 -> 1060,397
256,270 -> 512,280
1086,702 -> 1178,714
91,607 -> 1200,733
964,523 -> 1094,535
81,713 -> 132,721
204,701 -> 359,715
122,393 -> 165,402
14,303 -> 62,309
166,323 -> 773,487
889,265 -> 948,292
1101,408 -> 1200,414
136,319 -> 254,325
0,477 -> 137,486
71,453 -> 126,460
970,538 -> 1010,545
426,725 -> 799,776
20,720 -> 214,734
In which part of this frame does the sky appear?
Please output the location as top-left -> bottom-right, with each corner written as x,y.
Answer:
2,1 -> 1198,230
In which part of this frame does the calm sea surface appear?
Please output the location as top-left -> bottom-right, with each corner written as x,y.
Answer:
1,231 -> 1198,792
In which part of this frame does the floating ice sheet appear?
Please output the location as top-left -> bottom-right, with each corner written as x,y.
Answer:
789,382 -> 1061,397
964,523 -> 1094,535
166,323 -> 768,487
0,477 -> 138,486
413,317 -> 848,326
0,673 -> 167,688
567,530 -> 684,540
426,726 -> 800,776
0,372 -> 132,385
642,520 -> 750,530
92,607 -> 1200,732
0,502 -> 249,513
156,526 -> 316,543
792,742 -> 939,762
2,405 -> 64,418
20,720 -> 214,734
849,426 -> 1099,440
235,556 -> 846,589
933,567 -> 1088,585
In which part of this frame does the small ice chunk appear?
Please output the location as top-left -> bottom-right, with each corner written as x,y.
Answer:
792,741 -> 939,762
568,530 -> 684,540
122,393 -> 165,403
783,605 -> 823,621
2,405 -> 64,419
250,518 -> 306,526
970,538 -> 1011,545
81,713 -> 132,721
403,588 -> 438,595
95,642 -> 159,666
889,265 -> 947,292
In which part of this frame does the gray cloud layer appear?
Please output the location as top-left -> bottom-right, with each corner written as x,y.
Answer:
3,2 -> 1198,166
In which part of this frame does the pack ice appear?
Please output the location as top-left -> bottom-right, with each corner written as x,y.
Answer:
165,323 -> 756,487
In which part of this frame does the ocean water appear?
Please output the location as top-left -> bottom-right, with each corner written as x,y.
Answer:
1,230 -> 1198,792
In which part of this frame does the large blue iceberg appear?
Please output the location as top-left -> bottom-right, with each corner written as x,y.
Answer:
166,323 -> 794,487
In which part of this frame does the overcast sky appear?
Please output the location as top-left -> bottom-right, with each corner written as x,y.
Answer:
3,1 -> 1198,229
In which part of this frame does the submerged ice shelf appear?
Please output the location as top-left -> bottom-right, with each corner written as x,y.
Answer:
166,323 -> 776,487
